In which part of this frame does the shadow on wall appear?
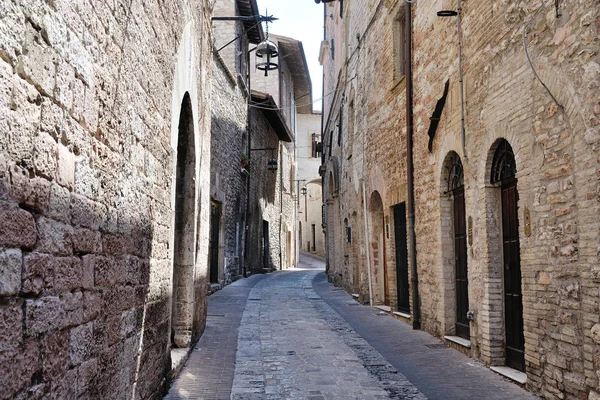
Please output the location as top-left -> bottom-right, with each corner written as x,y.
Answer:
0,102 -> 208,400
0,178 -> 166,398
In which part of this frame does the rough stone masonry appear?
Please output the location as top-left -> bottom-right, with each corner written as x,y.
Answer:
0,0 -> 215,398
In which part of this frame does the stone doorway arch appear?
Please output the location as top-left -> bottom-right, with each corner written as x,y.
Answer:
483,138 -> 525,372
440,151 -> 470,339
369,191 -> 389,306
171,92 -> 197,348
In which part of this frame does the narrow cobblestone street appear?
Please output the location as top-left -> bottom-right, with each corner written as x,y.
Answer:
165,253 -> 538,399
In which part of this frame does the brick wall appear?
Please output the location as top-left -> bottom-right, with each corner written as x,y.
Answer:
321,0 -> 600,397
0,0 -> 215,398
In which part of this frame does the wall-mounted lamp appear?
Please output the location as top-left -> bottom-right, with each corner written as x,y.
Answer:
212,13 -> 280,78
293,179 -> 306,206
251,147 -> 278,174
267,157 -> 278,173
301,186 -> 307,195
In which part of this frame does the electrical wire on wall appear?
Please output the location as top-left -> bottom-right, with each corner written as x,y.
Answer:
248,75 -> 358,112
522,0 -> 564,112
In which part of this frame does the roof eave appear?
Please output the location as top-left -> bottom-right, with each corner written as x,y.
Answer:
251,91 -> 294,142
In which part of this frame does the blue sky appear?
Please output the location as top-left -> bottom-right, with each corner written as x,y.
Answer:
256,1 -> 323,111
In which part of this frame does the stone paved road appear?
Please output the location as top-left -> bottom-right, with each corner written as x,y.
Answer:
166,253 -> 539,399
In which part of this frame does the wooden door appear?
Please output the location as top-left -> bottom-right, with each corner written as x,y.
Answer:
502,179 -> 525,371
393,203 -> 410,313
209,201 -> 221,283
453,187 -> 469,339
263,220 -> 269,270
382,213 -> 389,306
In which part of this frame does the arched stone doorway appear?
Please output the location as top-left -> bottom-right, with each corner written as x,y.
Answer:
441,151 -> 469,339
369,191 -> 389,306
299,221 -> 303,252
490,139 -> 524,372
326,171 -> 339,279
171,93 -> 196,348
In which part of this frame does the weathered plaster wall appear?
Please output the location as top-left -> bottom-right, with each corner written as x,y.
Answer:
296,112 -> 325,258
299,181 -> 325,257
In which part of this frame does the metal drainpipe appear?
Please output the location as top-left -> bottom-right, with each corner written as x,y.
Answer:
243,39 -> 252,278
321,2 -> 329,273
279,143 -> 283,271
362,178 -> 374,306
457,0 -> 468,163
405,0 -> 420,330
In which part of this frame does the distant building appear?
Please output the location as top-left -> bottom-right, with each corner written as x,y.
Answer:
245,34 -> 314,273
296,111 -> 325,257
210,0 -> 263,285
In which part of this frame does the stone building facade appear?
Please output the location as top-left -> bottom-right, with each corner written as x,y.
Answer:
243,34 -> 314,273
209,0 -> 262,286
0,0 -> 214,398
210,11 -> 313,277
320,0 -> 600,398
245,91 -> 295,273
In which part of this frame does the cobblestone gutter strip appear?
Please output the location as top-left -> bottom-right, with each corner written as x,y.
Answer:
306,285 -> 427,400
230,290 -> 265,400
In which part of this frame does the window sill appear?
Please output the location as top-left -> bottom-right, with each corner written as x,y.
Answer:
490,366 -> 527,384
374,305 -> 392,313
444,335 -> 471,349
393,311 -> 411,319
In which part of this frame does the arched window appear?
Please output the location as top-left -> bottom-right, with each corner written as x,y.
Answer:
447,152 -> 464,192
490,140 -> 516,184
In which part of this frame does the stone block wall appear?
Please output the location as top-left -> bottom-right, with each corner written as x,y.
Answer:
0,0 -> 214,398
210,52 -> 248,284
322,0 -> 410,308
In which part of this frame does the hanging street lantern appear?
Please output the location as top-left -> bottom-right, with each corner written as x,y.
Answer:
256,39 -> 279,76
255,9 -> 279,77
301,186 -> 307,195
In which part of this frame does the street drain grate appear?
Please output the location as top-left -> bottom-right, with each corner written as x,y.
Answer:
207,314 -> 226,317
423,343 -> 448,349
